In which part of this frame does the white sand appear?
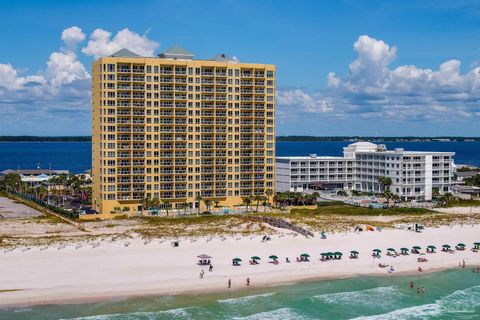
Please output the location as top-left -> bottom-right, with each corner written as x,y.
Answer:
1,224 -> 480,307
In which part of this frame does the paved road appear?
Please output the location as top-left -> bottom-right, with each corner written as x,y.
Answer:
0,196 -> 43,218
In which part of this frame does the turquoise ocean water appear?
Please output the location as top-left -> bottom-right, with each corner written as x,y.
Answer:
2,269 -> 480,320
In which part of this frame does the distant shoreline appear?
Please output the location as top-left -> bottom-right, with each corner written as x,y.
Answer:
1,136 -> 480,142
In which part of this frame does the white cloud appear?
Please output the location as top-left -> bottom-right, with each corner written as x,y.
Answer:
61,26 -> 86,51
82,28 -> 159,58
45,51 -> 90,94
279,35 -> 480,122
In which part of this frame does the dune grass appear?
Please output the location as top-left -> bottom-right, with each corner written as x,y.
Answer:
290,204 -> 435,216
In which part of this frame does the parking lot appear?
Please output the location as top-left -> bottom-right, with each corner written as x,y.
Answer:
0,196 -> 43,218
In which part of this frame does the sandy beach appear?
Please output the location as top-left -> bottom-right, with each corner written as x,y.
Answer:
1,223 -> 480,308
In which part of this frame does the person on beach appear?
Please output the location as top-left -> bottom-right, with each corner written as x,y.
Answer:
418,266 -> 423,272
246,277 -> 250,286
200,270 -> 204,279
463,260 -> 466,268
422,287 -> 426,294
417,288 -> 420,294
209,264 -> 213,272
228,279 -> 231,288
410,281 -> 414,288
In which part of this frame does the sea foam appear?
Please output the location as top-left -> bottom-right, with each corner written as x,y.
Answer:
312,286 -> 403,308
232,307 -> 312,320
217,292 -> 276,305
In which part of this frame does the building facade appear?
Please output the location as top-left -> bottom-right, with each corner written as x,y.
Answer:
276,142 -> 455,201
92,46 -> 275,216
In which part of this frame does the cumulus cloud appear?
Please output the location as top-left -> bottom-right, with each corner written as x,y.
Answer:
82,28 -> 159,58
0,26 -> 161,134
0,25 -> 92,134
279,35 -> 480,123
61,26 -> 86,51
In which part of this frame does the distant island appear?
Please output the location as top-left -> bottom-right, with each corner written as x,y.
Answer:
277,136 -> 480,142
1,135 -> 480,142
0,136 -> 91,142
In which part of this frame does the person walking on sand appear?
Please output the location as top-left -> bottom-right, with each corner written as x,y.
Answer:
200,270 -> 204,279
246,277 -> 250,286
228,278 -> 231,288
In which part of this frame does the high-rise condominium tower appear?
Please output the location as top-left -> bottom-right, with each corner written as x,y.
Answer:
91,46 -> 275,217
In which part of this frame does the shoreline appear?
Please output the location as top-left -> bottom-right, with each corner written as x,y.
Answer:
2,224 -> 480,309
0,265 -> 459,309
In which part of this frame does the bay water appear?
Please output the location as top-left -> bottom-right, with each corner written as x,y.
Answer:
0,141 -> 479,173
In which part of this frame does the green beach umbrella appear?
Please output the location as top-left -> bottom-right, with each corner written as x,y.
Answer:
427,245 -> 436,249
457,243 -> 465,247
251,256 -> 261,260
350,250 -> 359,255
334,252 -> 343,256
413,246 -> 421,250
373,249 -> 382,253
387,248 -> 396,252
400,247 -> 409,251
326,252 -> 334,256
321,253 -> 328,256
442,244 -> 451,248
233,257 -> 242,262
474,242 -> 480,246
269,255 -> 279,260
300,253 -> 310,258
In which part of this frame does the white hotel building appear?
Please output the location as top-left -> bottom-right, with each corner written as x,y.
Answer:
275,142 -> 455,201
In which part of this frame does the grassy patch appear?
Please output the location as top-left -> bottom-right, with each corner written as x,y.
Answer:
290,204 -> 435,216
443,199 -> 480,208
0,289 -> 23,293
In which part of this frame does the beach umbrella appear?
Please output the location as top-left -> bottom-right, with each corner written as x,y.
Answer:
474,242 -> 480,246
326,252 -> 334,256
321,253 -> 328,256
427,245 -> 436,249
334,252 -> 343,256
197,254 -> 212,259
232,257 -> 242,262
350,250 -> 359,255
300,253 -> 310,258
442,244 -> 451,248
457,243 -> 465,247
373,249 -> 382,253
269,255 -> 279,260
251,256 -> 261,260
387,248 -> 396,252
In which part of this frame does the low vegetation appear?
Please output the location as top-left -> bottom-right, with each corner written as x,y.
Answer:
290,203 -> 435,216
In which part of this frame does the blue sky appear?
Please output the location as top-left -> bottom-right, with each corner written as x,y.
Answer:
0,0 -> 479,136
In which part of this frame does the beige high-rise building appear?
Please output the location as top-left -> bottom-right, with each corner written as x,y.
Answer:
91,46 -> 275,217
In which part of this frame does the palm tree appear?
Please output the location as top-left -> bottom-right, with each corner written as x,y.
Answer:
378,176 -> 392,193
264,188 -> 273,206
142,197 -> 151,214
3,173 -> 22,193
163,199 -> 171,216
180,202 -> 189,216
254,194 -> 264,212
195,194 -> 203,217
242,196 -> 252,213
151,196 -> 161,213
204,199 -> 212,213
